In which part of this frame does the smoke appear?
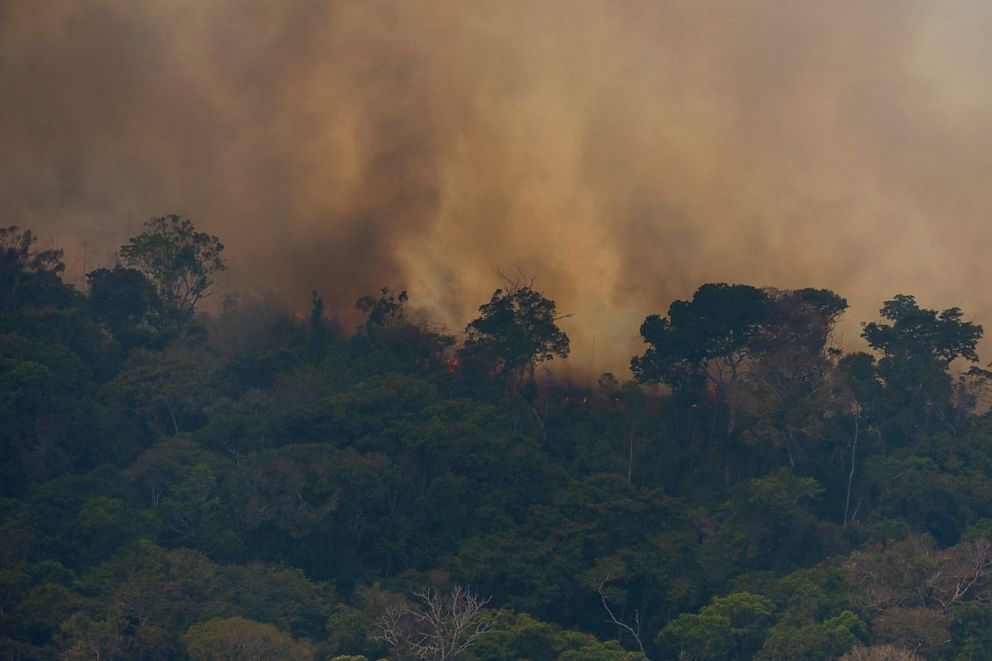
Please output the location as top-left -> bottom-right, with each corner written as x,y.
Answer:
4,0 -> 992,375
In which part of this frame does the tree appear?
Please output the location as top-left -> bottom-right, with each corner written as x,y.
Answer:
756,610 -> 866,660
356,287 -> 408,337
633,284 -> 769,480
862,294 -> 982,366
119,215 -> 225,325
860,295 -> 983,441
470,610 -> 647,660
839,645 -> 922,661
656,592 -> 774,661
109,345 -> 217,437
759,288 -> 848,355
183,616 -> 312,661
377,585 -> 493,661
632,284 -> 768,393
87,266 -> 163,347
355,288 -> 454,371
698,471 -> 835,582
592,570 -> 648,657
460,276 -> 569,387
633,284 -> 847,481
0,225 -> 71,313
633,285 -> 846,396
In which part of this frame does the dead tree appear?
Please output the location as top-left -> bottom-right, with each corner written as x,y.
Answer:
595,572 -> 647,658
378,585 -> 493,660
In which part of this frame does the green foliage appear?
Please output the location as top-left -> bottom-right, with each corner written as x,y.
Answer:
453,474 -> 695,628
633,283 -> 769,390
50,540 -> 335,655
158,464 -> 244,560
118,215 -> 225,325
108,344 -> 217,437
461,281 -> 570,385
68,496 -> 159,564
87,266 -> 163,348
656,592 -> 774,660
864,452 -> 992,545
327,604 -> 373,656
947,603 -> 992,660
8,228 -> 992,660
755,610 -> 865,660
699,471 -> 839,582
472,610 -> 647,660
854,295 -> 984,445
183,616 -> 312,660
863,294 -> 982,365
356,287 -> 409,336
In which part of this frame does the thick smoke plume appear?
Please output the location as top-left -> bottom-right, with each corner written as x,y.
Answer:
4,1 -> 992,374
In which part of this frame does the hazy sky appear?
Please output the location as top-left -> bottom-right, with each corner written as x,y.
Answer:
4,1 -> 992,375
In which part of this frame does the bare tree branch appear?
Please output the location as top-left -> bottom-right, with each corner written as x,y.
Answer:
595,572 -> 647,658
377,585 -> 493,660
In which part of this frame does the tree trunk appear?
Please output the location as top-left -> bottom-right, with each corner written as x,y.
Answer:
843,404 -> 860,528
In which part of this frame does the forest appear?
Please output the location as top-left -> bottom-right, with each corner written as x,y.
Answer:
5,215 -> 992,660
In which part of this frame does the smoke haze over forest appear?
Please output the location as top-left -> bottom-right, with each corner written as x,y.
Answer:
4,0 -> 992,374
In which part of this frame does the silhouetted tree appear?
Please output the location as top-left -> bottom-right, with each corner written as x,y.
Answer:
87,266 -> 162,348
356,287 -> 408,337
0,225 -> 71,313
632,283 -> 768,396
119,215 -> 225,325
460,277 -> 569,388
860,294 -> 983,441
862,294 -> 981,366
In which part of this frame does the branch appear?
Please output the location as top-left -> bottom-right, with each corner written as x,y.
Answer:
595,573 -> 647,658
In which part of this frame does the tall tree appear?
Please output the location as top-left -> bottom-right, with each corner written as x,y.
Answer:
632,283 -> 769,396
862,294 -> 982,367
460,277 -> 569,388
119,215 -> 225,325
632,285 -> 847,394
740,288 -> 851,469
861,295 -> 983,441
633,284 -> 848,481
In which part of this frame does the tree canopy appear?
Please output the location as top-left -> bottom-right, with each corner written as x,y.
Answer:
0,225 -> 71,313
118,215 -> 225,325
460,278 -> 570,386
862,294 -> 982,366
632,283 -> 770,391
7,224 -> 992,660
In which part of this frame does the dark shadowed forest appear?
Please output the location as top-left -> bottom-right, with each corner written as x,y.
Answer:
5,217 -> 992,660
